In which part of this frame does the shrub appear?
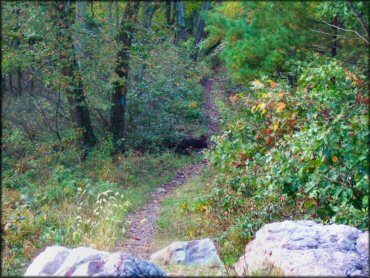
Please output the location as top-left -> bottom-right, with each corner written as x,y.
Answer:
198,58 -> 368,260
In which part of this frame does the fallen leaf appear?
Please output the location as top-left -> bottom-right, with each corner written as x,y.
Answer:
140,218 -> 147,224
276,102 -> 287,113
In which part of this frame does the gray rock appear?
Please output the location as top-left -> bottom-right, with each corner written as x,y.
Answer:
156,187 -> 166,194
24,246 -> 165,277
234,220 -> 369,277
150,238 -> 225,275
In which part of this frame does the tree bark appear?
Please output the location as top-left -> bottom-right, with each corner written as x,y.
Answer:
194,1 -> 211,43
110,1 -> 139,154
192,1 -> 212,61
17,67 -> 22,95
138,2 -> 159,82
54,1 -> 97,152
2,74 -> 6,94
144,2 -> 159,29
174,1 -> 187,44
74,1 -> 88,68
8,73 -> 14,95
165,0 -> 172,26
14,6 -> 22,95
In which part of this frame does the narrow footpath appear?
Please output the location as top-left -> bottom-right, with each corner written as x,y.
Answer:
115,77 -> 219,259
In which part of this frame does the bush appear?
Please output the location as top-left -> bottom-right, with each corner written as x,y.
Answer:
127,32 -> 207,151
2,135 -> 196,276
197,58 -> 368,260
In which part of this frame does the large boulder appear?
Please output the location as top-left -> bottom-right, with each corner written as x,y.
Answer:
234,220 -> 369,277
24,246 -> 165,277
150,238 -> 225,276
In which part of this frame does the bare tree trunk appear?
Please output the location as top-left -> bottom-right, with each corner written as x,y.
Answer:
144,2 -> 159,29
115,1 -> 120,28
110,1 -> 139,154
55,90 -> 62,143
192,1 -> 212,61
54,1 -> 97,152
2,74 -> 6,94
14,7 -> 22,95
74,1 -> 88,68
174,1 -> 187,44
29,68 -> 35,94
17,67 -> 22,95
89,1 -> 94,20
108,1 -> 113,23
138,2 -> 159,82
165,0 -> 172,26
8,73 -> 14,95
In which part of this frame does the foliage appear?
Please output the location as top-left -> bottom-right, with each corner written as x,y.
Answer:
195,57 -> 368,262
2,136 -> 196,275
205,1 -> 369,82
128,30 -> 207,151
204,1 -> 313,81
2,1 -> 369,276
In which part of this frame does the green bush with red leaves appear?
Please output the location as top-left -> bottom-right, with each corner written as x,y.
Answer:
198,57 -> 368,260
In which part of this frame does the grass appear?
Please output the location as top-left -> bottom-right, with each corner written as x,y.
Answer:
151,172 -> 229,276
2,147 -> 198,276
152,167 -> 249,276
152,174 -> 208,252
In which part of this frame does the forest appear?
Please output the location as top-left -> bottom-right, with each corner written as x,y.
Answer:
2,1 -> 369,276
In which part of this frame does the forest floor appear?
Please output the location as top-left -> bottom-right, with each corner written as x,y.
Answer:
114,77 -> 219,259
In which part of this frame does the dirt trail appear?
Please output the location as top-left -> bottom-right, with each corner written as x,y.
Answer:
203,78 -> 219,143
115,161 -> 206,259
115,77 -> 218,259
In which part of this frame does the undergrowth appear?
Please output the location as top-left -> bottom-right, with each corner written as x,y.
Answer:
2,137 -> 195,276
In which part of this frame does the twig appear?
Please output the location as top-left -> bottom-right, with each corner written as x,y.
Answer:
310,29 -> 345,37
55,90 -> 62,144
312,48 -> 369,66
347,0 -> 370,39
320,19 -> 369,45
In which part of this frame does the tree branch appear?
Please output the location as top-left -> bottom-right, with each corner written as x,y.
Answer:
310,29 -> 345,37
347,0 -> 369,39
320,20 -> 369,45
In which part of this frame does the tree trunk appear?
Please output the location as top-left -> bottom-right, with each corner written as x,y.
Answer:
188,10 -> 199,35
17,67 -> 22,95
8,73 -> 14,94
192,1 -> 212,61
15,7 -> 22,95
108,1 -> 113,24
138,2 -> 159,82
288,74 -> 297,91
54,1 -> 97,152
74,1 -> 88,68
165,0 -> 172,26
144,2 -> 159,29
110,1 -> 139,154
174,1 -> 187,44
2,74 -> 6,94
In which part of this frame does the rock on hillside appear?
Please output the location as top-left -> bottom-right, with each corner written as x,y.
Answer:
234,220 -> 369,277
150,238 -> 225,276
24,246 -> 165,277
